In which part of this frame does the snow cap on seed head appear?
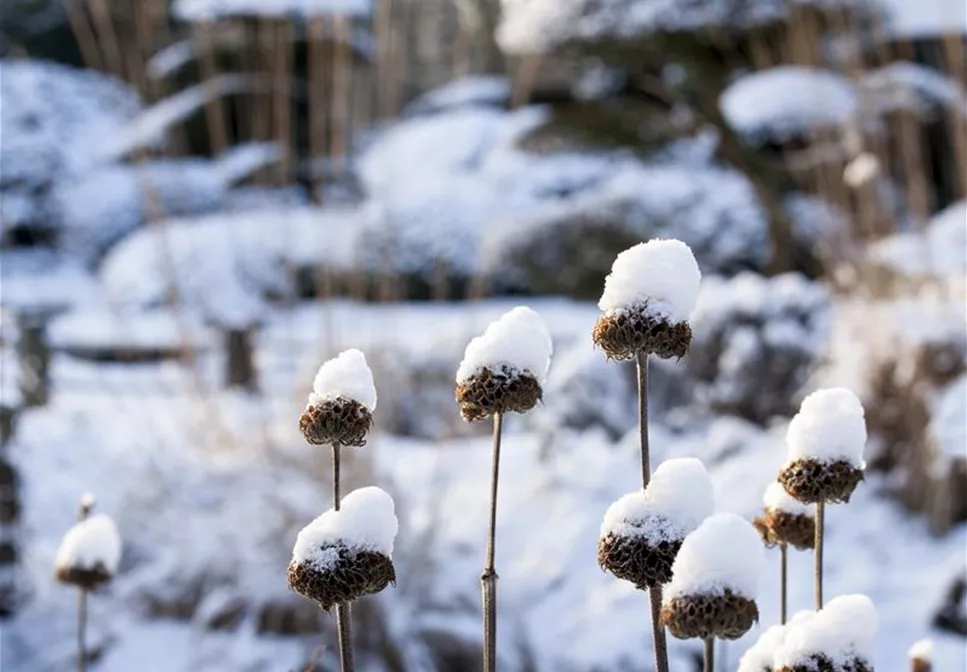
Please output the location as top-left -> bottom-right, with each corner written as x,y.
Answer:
774,594 -> 877,670
786,388 -> 867,468
456,306 -> 553,384
763,481 -> 813,517
665,513 -> 765,601
308,348 -> 377,411
55,513 -> 122,575
80,492 -> 96,513
908,639 -> 933,663
598,239 -> 701,323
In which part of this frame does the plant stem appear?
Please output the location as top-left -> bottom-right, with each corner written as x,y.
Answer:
331,444 -> 354,672
636,351 -> 670,672
815,501 -> 825,610
77,589 -> 88,672
704,637 -> 715,672
481,411 -> 503,672
780,543 -> 788,624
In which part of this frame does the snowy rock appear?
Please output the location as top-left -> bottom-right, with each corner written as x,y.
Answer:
456,306 -> 553,385
598,239 -> 701,323
308,349 -> 377,411
665,512 -> 765,599
689,272 -> 830,423
292,487 -> 398,570
774,595 -> 878,669
721,67 -> 858,144
601,458 -> 714,545
763,481 -> 813,517
786,388 -> 868,468
55,514 -> 122,575
173,0 -> 372,21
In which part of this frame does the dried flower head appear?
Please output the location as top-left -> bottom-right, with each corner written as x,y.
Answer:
287,546 -> 396,611
301,349 -> 377,447
598,532 -> 682,589
773,595 -> 877,672
778,458 -> 864,504
593,304 -> 693,360
455,365 -> 543,422
661,589 -> 760,640
755,482 -> 816,549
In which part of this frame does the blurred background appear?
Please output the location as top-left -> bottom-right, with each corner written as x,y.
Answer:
0,0 -> 965,670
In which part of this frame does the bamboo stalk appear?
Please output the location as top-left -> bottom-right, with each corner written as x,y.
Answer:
481,412 -> 504,672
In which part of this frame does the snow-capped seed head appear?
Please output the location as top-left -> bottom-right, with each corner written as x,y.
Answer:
598,239 -> 701,323
908,639 -> 933,671
79,492 -> 96,515
55,514 -> 122,591
288,487 -> 399,610
774,594 -> 877,672
455,306 -> 552,422
763,481 -> 813,517
738,623 -> 791,672
756,483 -> 815,549
308,349 -> 377,411
786,388 -> 867,468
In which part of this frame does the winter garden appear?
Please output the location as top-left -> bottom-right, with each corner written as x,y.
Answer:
1,0 -> 966,670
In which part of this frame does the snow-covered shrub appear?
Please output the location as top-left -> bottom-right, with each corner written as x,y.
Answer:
688,272 -> 830,424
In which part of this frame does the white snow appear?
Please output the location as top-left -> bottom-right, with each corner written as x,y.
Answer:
844,152 -> 881,188
405,76 -> 511,116
664,513 -> 765,600
721,67 -> 857,143
455,306 -> 553,385
598,239 -> 702,323
55,514 -> 123,575
80,493 -> 96,510
738,623 -> 790,672
308,348 -> 377,411
173,0 -> 371,20
862,62 -> 967,115
908,638 -> 933,662
785,388 -> 868,468
146,40 -> 196,80
291,486 -> 398,570
774,594 -> 878,668
763,481 -> 814,517
931,374 -> 966,461
871,201 -> 967,278
600,457 -> 714,544
876,0 -> 967,37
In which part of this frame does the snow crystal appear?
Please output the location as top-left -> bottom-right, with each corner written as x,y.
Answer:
55,514 -> 122,574
291,487 -> 398,570
173,0 -> 372,21
720,67 -> 857,143
598,239 -> 701,323
308,349 -> 377,411
664,513 -> 765,600
455,306 -> 553,385
763,481 -> 813,517
786,388 -> 867,468
600,458 -> 714,544
908,639 -> 933,662
774,594 -> 878,668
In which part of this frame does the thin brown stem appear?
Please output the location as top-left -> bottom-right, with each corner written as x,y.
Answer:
77,589 -> 88,672
331,443 -> 354,672
482,412 -> 503,672
704,637 -> 715,672
815,501 -> 825,610
780,543 -> 788,624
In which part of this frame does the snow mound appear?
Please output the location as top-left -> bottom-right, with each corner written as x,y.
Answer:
721,67 -> 857,143
786,388 -> 867,468
665,513 -> 765,600
309,349 -> 377,411
55,514 -> 122,574
763,481 -> 813,517
774,594 -> 878,668
738,623 -> 790,672
871,201 -> 967,278
598,239 -> 701,323
405,76 -> 511,116
456,306 -> 553,385
292,487 -> 398,571
908,638 -> 933,662
173,0 -> 371,21
601,458 -> 714,544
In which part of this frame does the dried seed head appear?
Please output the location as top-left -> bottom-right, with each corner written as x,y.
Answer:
777,653 -> 874,672
754,509 -> 815,550
592,304 -> 692,361
56,564 -> 114,591
287,546 -> 396,611
778,458 -> 864,504
455,365 -> 543,423
661,589 -> 759,640
299,397 -> 373,447
598,532 -> 682,589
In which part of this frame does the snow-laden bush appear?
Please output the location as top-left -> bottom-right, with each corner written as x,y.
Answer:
688,272 -> 830,424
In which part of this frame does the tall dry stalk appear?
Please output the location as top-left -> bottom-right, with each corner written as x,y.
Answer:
331,443 -> 355,671
815,500 -> 825,610
704,637 -> 715,672
75,498 -> 94,672
481,411 -> 504,672
635,351 -> 669,672
780,543 -> 788,624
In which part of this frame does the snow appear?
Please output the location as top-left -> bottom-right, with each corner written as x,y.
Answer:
720,67 -> 857,143
172,0 -> 372,20
291,486 -> 398,570
785,388 -> 868,468
931,375 -> 966,460
862,62 -> 967,115
664,513 -> 765,600
54,514 -> 122,575
308,348 -> 377,411
774,594 -> 878,668
844,152 -> 881,188
763,481 -> 813,517
598,239 -> 702,324
876,0 -> 967,37
871,201 -> 967,278
146,40 -> 195,80
47,308 -> 210,355
908,638 -> 933,662
738,623 -> 790,672
455,306 -> 553,385
405,76 -> 511,116
600,458 -> 714,544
